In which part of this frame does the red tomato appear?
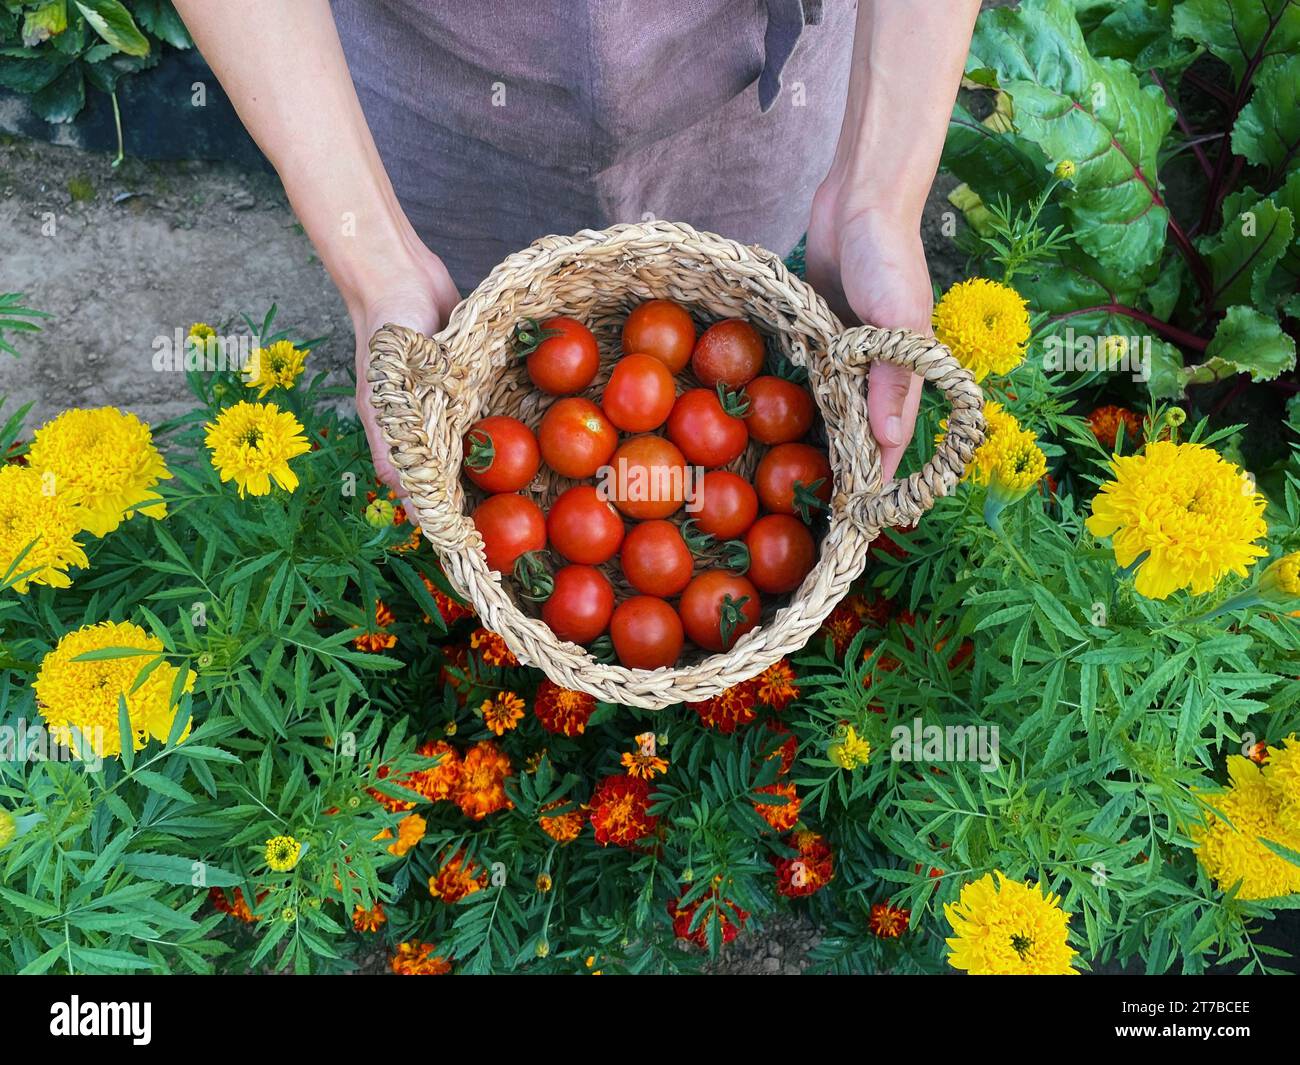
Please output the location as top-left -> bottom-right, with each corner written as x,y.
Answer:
691,320 -> 766,389
547,485 -> 625,565
602,353 -> 676,432
462,415 -> 540,493
622,299 -> 695,372
743,376 -> 815,445
744,514 -> 816,594
665,388 -> 749,469
610,596 -> 684,670
691,470 -> 759,540
755,443 -> 833,517
679,570 -> 761,652
620,519 -> 693,597
542,565 -> 615,644
471,493 -> 546,574
606,435 -> 688,519
538,398 -> 618,479
520,317 -> 599,395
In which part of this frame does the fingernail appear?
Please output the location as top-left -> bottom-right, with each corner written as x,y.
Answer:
885,415 -> 903,444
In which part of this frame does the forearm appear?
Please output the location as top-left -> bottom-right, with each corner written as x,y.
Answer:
173,0 -> 424,313
827,0 -> 981,224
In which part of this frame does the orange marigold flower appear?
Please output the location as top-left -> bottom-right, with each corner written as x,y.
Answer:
668,892 -> 749,948
423,574 -> 474,626
849,592 -> 894,628
471,627 -> 518,667
773,830 -> 834,898
453,740 -> 514,820
481,690 -> 526,735
868,900 -> 910,939
209,886 -> 262,923
352,901 -> 387,932
534,678 -> 597,737
428,850 -> 488,904
589,774 -> 658,848
368,762 -> 417,812
378,812 -> 426,856
412,739 -> 461,801
687,679 -> 758,734
764,721 -> 797,775
1086,404 -> 1142,453
539,799 -> 585,843
820,602 -> 862,658
754,658 -> 800,711
390,940 -> 452,975
354,599 -> 398,652
621,732 -> 669,779
1248,740 -> 1269,765
753,782 -> 801,831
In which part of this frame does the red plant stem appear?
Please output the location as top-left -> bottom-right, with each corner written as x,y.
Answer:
1150,69 -> 1213,182
1051,304 -> 1210,353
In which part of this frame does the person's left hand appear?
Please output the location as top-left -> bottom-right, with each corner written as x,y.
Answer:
805,193 -> 934,483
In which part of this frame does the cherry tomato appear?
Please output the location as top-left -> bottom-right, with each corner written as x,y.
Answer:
606,435 -> 688,519
666,388 -> 749,469
462,415 -> 540,493
678,570 -> 761,652
538,398 -> 618,479
546,485 -> 625,565
610,596 -> 685,670
743,376 -> 815,445
691,319 -> 765,389
471,493 -> 546,574
755,443 -> 833,518
542,565 -> 615,644
602,353 -> 676,432
691,470 -> 758,540
620,519 -> 693,597
744,514 -> 816,594
622,299 -> 695,372
519,316 -> 599,395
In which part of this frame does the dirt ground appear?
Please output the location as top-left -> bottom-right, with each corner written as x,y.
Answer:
0,134 -> 964,429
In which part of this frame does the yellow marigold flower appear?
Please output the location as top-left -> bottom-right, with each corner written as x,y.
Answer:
0,807 -> 15,849
536,873 -> 553,893
945,872 -> 1078,975
932,278 -> 1031,382
28,407 -> 171,537
189,322 -> 216,342
352,902 -> 386,932
264,834 -> 302,872
1054,159 -> 1076,180
1263,735 -> 1300,831
621,732 -> 669,779
204,401 -> 311,498
1260,552 -> 1300,601
480,691 -> 526,736
0,465 -> 88,593
1085,441 -> 1268,600
1193,755 -> 1300,900
364,498 -> 396,528
828,724 -> 872,769
988,434 -> 1047,500
33,621 -> 193,758
940,400 -> 1021,485
242,339 -> 309,398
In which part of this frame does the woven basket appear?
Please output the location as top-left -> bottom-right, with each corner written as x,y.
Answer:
368,221 -> 984,709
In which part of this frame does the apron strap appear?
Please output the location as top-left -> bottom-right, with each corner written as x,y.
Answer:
758,0 -> 809,113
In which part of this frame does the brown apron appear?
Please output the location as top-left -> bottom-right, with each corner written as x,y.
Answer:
331,0 -> 854,292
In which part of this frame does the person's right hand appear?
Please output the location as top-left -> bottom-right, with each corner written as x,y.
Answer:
352,251 -> 461,493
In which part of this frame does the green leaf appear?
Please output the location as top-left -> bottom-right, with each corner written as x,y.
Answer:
21,1 -> 68,47
1201,196 -> 1294,311
29,61 -> 83,122
1087,0 -> 1196,71
1232,55 -> 1300,178
131,0 -> 192,49
124,852 -> 242,887
966,0 -> 1175,273
74,0 -> 150,57
1171,0 -> 1300,87
1193,305 -> 1297,384
943,100 -> 1050,208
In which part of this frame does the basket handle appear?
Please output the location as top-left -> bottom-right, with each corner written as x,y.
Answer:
367,323 -> 477,553
828,325 -> 985,533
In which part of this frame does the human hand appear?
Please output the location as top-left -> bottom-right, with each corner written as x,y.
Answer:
351,251 -> 461,493
805,196 -> 934,483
